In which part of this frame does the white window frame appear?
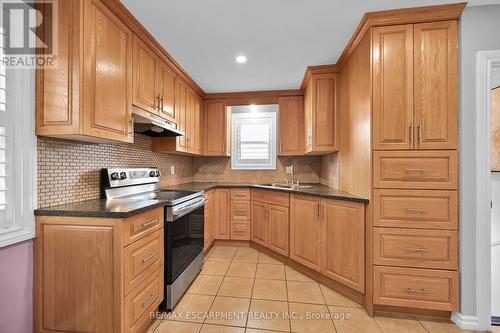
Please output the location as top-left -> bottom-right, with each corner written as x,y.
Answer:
0,44 -> 37,248
231,107 -> 277,170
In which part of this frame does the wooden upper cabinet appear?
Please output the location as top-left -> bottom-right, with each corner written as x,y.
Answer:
132,35 -> 158,114
414,20 -> 458,150
289,194 -> 322,271
278,96 -> 305,156
372,24 -> 414,150
321,199 -> 365,293
36,0 -> 133,143
304,73 -> 339,154
203,100 -> 230,156
158,61 -> 176,122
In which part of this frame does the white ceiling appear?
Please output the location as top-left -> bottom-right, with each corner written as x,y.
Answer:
122,0 -> 499,93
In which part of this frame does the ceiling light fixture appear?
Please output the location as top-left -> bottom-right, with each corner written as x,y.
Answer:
250,104 -> 257,113
235,55 -> 247,63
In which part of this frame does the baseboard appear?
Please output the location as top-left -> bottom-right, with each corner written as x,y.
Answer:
451,312 -> 482,331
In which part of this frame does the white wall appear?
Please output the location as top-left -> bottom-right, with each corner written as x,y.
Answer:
459,4 -> 500,317
492,172 -> 500,317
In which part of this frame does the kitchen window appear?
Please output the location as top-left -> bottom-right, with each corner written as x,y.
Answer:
0,27 -> 36,248
231,104 -> 277,170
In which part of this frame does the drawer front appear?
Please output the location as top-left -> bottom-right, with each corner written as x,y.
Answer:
231,221 -> 250,240
124,230 -> 164,294
373,189 -> 458,230
373,151 -> 457,189
231,201 -> 251,220
231,188 -> 251,200
123,208 -> 163,246
251,188 -> 289,207
373,228 -> 458,269
125,266 -> 164,333
373,266 -> 458,311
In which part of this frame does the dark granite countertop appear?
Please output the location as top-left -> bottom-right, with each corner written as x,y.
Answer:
34,183 -> 368,218
163,182 -> 369,203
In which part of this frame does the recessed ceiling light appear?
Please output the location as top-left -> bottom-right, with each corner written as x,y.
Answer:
235,55 -> 247,63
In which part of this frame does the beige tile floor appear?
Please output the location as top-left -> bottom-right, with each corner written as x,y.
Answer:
148,245 -> 498,333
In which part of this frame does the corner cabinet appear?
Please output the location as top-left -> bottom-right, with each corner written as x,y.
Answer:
372,21 -> 457,150
36,0 -> 133,143
203,100 -> 230,156
303,73 -> 339,154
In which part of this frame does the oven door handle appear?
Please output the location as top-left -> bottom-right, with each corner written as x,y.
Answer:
168,196 -> 205,221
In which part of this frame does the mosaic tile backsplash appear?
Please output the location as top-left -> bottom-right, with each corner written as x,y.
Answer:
37,134 -> 340,208
37,134 -> 193,208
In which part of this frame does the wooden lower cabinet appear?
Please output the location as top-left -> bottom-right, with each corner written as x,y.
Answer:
373,266 -> 459,311
34,208 -> 165,333
204,190 -> 214,251
214,189 -> 231,239
289,195 -> 322,271
251,201 -> 268,246
251,190 -> 290,256
321,199 -> 365,293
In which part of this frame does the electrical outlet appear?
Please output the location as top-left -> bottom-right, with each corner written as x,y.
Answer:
286,166 -> 293,174
170,165 -> 175,175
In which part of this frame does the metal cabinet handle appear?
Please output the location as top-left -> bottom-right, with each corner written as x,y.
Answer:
406,288 -> 431,294
409,124 -> 413,144
156,95 -> 161,111
141,219 -> 158,229
160,96 -> 164,112
404,208 -> 428,214
418,124 -> 422,143
142,251 -> 159,263
404,168 -> 432,173
405,247 -> 431,253
142,292 -> 157,308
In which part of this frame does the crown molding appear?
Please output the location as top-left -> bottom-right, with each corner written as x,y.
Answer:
101,0 -> 206,97
300,2 -> 466,92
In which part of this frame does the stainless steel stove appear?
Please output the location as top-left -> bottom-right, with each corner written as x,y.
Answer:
101,168 -> 205,310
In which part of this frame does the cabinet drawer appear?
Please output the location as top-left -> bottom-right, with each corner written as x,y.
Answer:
373,266 -> 458,311
251,189 -> 289,207
123,208 -> 163,246
231,188 -> 250,200
124,230 -> 164,294
373,189 -> 458,230
231,201 -> 251,220
125,266 -> 164,333
231,221 -> 250,240
373,228 -> 458,269
373,151 -> 457,189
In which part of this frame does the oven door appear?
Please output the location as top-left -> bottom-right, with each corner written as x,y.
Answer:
165,204 -> 204,284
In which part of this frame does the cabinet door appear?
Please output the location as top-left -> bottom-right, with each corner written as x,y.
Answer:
204,191 -> 212,251
278,96 -> 305,155
289,195 -> 321,271
311,73 -> 339,152
158,62 -> 176,121
414,20 -> 457,150
214,189 -> 230,239
267,204 -> 289,257
251,201 -> 268,247
203,100 -> 228,156
132,35 -> 158,114
175,80 -> 189,152
372,25 -> 414,150
82,0 -> 133,143
321,199 -> 365,293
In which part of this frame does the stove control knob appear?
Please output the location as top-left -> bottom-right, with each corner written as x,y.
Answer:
110,172 -> 120,181
119,172 -> 127,180
150,171 -> 156,177
156,170 -> 161,177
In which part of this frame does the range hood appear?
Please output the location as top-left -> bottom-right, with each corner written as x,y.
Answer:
132,107 -> 184,137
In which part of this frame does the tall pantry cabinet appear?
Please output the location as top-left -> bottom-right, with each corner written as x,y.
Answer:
370,20 -> 459,312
